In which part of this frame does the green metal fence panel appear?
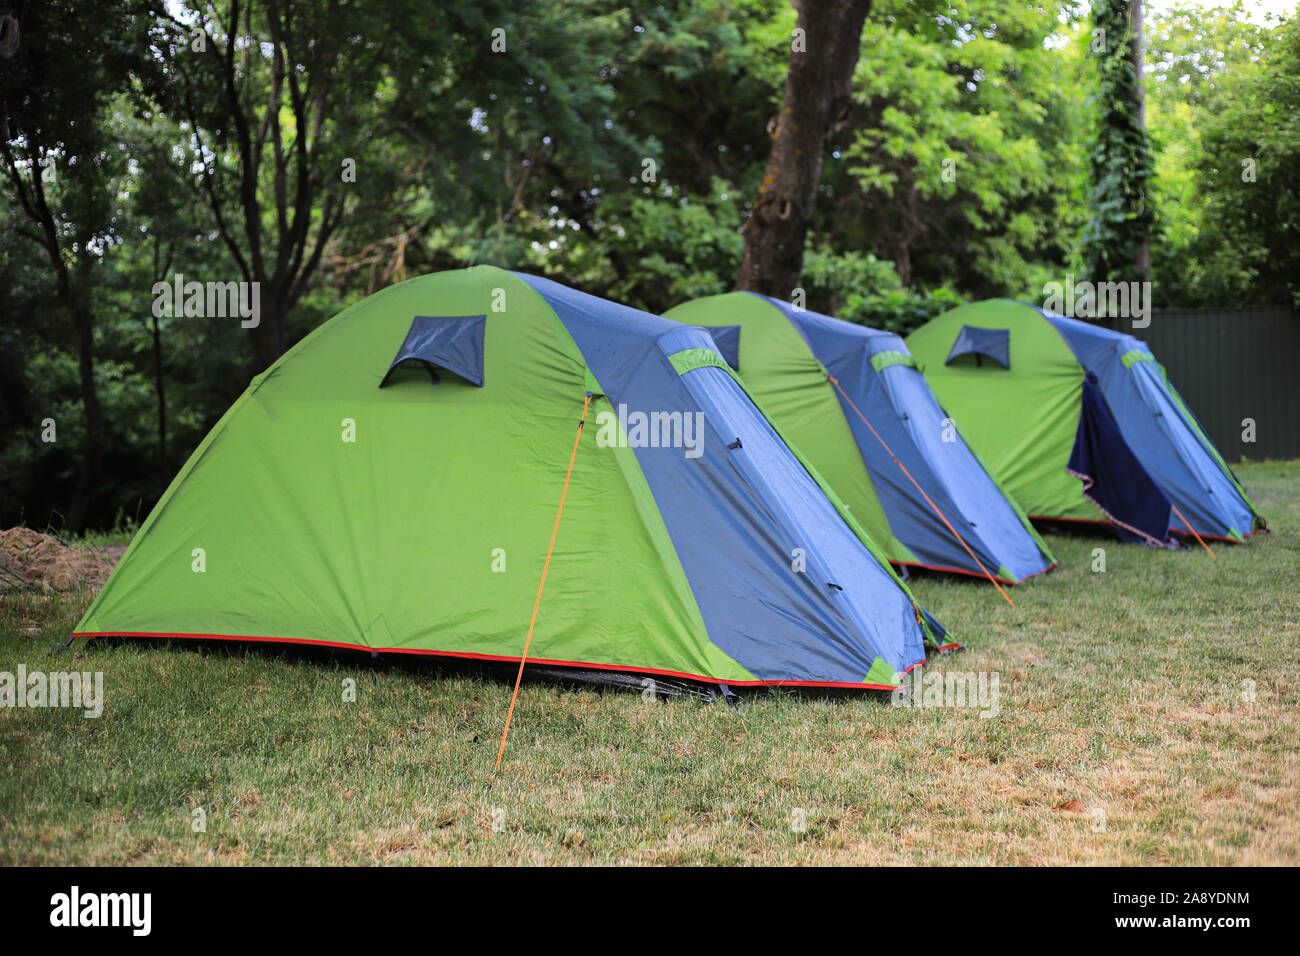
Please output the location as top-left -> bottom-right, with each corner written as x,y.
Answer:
1143,306 -> 1299,461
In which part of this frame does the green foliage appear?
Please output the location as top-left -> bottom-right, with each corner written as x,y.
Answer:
829,0 -> 1087,299
839,286 -> 968,337
1184,14 -> 1300,306
2,0 -> 1298,529
1143,2 -> 1293,307
1079,0 -> 1156,284
0,0 -> 165,529
802,247 -> 965,335
572,180 -> 747,314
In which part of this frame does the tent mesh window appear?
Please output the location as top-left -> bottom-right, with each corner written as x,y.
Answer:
380,314 -> 487,388
944,325 -> 1010,369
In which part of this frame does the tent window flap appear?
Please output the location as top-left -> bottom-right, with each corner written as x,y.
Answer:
380,314 -> 487,388
945,325 -> 1010,369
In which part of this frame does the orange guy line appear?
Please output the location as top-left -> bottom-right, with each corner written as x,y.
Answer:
1170,502 -> 1216,559
494,393 -> 593,772
827,374 -> 1015,608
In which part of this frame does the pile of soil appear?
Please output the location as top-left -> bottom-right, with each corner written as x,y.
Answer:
0,527 -> 119,594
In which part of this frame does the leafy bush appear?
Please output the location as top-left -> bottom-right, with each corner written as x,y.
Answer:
802,247 -> 965,335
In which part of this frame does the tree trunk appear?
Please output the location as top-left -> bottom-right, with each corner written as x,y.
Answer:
150,239 -> 170,494
251,298 -> 287,372
65,303 -> 104,533
151,312 -> 167,494
735,0 -> 872,297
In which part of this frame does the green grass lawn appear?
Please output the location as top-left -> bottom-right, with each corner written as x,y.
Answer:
2,462 -> 1296,865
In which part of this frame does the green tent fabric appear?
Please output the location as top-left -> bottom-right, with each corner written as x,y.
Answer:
909,300 -> 1095,523
74,267 -> 949,690
907,299 -> 1264,543
665,292 -> 1055,585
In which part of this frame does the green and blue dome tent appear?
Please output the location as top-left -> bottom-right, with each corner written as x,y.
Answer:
665,292 -> 1057,589
907,299 -> 1265,545
73,267 -> 950,691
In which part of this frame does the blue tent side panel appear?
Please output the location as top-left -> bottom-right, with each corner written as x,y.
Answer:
754,295 -> 1052,583
1043,311 -> 1256,540
1125,360 -> 1258,538
866,349 -> 1054,580
1068,373 -> 1173,545
515,273 -> 929,681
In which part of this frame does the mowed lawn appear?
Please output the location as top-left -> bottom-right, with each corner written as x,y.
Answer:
1,462 -> 1296,866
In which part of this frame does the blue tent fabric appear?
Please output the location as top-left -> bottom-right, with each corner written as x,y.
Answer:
515,272 -> 934,681
1043,310 -> 1258,540
920,607 -> 947,645
1067,373 -> 1173,546
1164,374 -> 1244,486
945,325 -> 1011,369
380,314 -> 487,387
750,295 -> 1054,583
698,325 -> 741,371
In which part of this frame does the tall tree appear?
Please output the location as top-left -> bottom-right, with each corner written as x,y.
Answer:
0,0 -> 157,530
735,0 -> 871,297
829,0 -> 1087,300
1143,1 -> 1276,307
1187,13 -> 1300,307
153,1 -> 430,369
1080,0 -> 1155,291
